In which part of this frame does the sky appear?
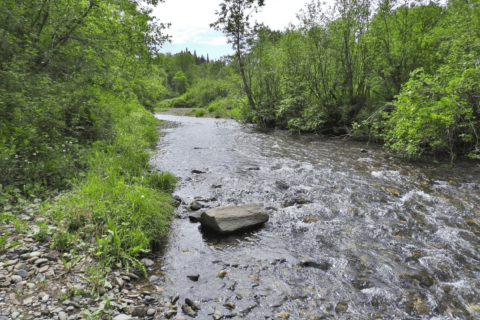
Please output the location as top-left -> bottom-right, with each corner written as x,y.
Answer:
152,0 -> 311,60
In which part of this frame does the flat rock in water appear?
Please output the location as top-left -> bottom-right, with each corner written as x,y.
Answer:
188,211 -> 203,222
199,203 -> 269,234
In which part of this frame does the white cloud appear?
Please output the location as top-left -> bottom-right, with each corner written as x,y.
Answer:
153,0 -> 311,47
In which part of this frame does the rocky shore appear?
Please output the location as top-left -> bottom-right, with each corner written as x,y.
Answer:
0,213 -> 193,320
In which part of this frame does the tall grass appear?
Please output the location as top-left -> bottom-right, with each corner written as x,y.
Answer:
46,92 -> 176,267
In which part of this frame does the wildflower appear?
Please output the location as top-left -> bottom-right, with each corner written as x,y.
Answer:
33,153 -> 36,156
141,195 -> 144,198
62,144 -> 65,147
63,150 -> 66,152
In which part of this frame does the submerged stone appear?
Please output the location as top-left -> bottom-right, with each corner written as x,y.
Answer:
199,203 -> 269,234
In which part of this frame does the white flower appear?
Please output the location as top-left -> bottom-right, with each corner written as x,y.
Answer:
62,144 -> 65,147
33,153 -> 36,156
63,150 -> 66,152
141,195 -> 144,198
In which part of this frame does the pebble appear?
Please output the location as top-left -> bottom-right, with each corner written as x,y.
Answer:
34,258 -> 48,265
181,304 -> 197,317
187,274 -> 199,281
276,311 -> 290,319
11,312 -> 19,319
11,275 -> 22,283
185,298 -> 200,311
113,315 -> 133,320
146,309 -> 156,316
58,312 -> 68,320
38,265 -> 49,273
16,270 -> 27,278
140,258 -> 155,267
164,310 -> 177,319
15,283 -> 23,292
213,310 -> 222,320
149,275 -> 160,283
217,270 -> 228,278
171,295 -> 180,304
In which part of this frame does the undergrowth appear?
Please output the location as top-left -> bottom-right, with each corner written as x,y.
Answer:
41,92 -> 176,270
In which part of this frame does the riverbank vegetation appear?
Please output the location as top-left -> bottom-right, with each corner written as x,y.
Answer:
168,0 -> 479,162
0,0 -> 176,268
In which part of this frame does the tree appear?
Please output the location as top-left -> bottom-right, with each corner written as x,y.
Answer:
211,0 -> 265,112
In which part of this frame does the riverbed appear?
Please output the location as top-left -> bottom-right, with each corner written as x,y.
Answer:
149,114 -> 480,319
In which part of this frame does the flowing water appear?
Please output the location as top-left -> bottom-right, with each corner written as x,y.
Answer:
149,115 -> 480,320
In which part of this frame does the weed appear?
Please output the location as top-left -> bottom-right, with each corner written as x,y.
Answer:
34,220 -> 50,240
0,231 -> 9,253
61,249 -> 82,273
147,172 -> 177,193
14,219 -> 28,234
195,109 -> 206,117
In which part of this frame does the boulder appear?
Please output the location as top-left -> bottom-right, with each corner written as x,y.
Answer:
199,203 -> 268,234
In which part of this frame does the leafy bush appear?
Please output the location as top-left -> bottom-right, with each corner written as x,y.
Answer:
383,66 -> 480,160
195,109 -> 206,117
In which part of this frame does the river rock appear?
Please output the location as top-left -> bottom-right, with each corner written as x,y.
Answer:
190,201 -> 202,211
187,274 -> 199,281
335,302 -> 348,313
113,315 -> 132,320
181,304 -> 197,317
302,215 -> 322,223
188,211 -> 203,222
128,306 -> 145,316
199,203 -> 269,234
185,298 -> 200,311
164,310 -> 177,319
141,258 -> 155,267
58,312 -> 68,320
276,311 -> 289,319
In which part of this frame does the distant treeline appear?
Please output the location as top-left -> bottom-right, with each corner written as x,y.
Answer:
166,0 -> 480,161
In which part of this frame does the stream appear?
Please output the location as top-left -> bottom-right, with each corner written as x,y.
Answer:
148,114 -> 480,320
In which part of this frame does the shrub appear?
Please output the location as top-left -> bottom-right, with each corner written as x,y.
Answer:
195,109 -> 206,117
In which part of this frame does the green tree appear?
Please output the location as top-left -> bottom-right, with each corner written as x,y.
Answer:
211,0 -> 266,112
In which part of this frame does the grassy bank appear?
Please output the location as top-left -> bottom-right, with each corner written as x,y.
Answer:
1,92 -> 176,273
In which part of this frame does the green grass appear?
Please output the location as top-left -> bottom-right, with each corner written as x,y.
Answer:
195,109 -> 206,117
43,93 -> 176,270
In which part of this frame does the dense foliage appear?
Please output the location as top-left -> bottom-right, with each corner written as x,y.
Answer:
210,0 -> 480,160
154,50 -> 246,118
0,0 -> 176,264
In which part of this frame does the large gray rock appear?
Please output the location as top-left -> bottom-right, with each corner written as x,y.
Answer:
199,203 -> 269,234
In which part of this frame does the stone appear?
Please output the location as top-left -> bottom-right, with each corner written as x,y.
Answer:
213,310 -> 222,320
188,211 -> 203,223
140,258 -> 155,268
128,306 -> 146,317
34,258 -> 48,265
58,312 -> 68,320
275,181 -> 289,190
45,251 -> 60,261
0,280 -> 11,287
146,309 -> 156,316
36,273 -> 45,281
171,295 -> 180,304
113,315 -> 133,320
185,298 -> 200,311
276,311 -> 290,319
187,274 -> 199,281
114,277 -> 124,288
190,201 -> 202,211
199,203 -> 269,234
42,294 -> 50,302
149,275 -> 160,283
11,312 -> 20,319
15,282 -> 23,292
181,304 -> 197,317
38,265 -> 49,273
335,302 -> 348,313
217,270 -> 228,278
302,215 -> 322,223
16,270 -> 28,278
164,310 -> 177,319
174,317 -> 187,320
223,302 -> 235,309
